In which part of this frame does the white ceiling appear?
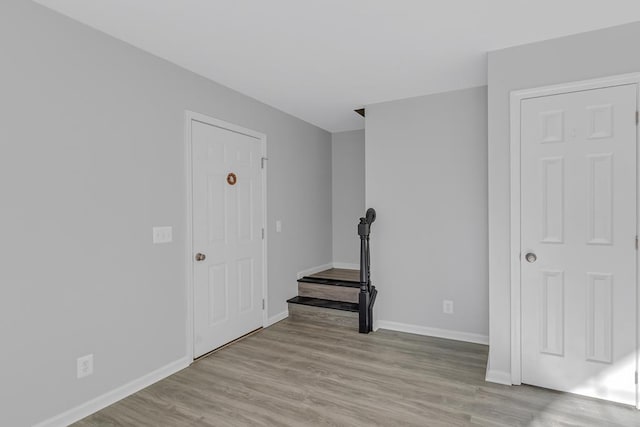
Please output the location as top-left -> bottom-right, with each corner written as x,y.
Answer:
35,0 -> 640,132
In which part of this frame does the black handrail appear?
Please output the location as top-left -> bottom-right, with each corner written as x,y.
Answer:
358,208 -> 377,333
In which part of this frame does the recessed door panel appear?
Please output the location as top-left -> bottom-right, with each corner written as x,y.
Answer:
540,270 -> 564,356
540,157 -> 565,243
540,110 -> 565,143
208,263 -> 228,325
587,154 -> 614,245
586,273 -> 613,364
238,258 -> 254,313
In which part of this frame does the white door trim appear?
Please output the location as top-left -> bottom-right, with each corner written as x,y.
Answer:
184,110 -> 268,362
509,73 -> 640,403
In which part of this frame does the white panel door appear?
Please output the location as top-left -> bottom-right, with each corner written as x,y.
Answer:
192,119 -> 264,358
521,84 -> 637,405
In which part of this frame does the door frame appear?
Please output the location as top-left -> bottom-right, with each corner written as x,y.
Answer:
184,110 -> 268,362
509,73 -> 640,405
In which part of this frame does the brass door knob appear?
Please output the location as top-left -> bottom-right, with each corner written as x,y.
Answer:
195,253 -> 206,262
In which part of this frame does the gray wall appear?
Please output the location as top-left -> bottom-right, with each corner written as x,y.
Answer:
487,22 -> 640,381
0,1 -> 331,425
332,130 -> 365,265
366,86 -> 489,336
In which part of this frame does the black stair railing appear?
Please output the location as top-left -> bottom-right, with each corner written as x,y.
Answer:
358,208 -> 378,333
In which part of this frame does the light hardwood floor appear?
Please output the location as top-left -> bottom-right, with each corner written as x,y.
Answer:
75,319 -> 640,426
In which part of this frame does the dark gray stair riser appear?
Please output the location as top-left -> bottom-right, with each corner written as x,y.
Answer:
298,282 -> 359,303
288,302 -> 358,329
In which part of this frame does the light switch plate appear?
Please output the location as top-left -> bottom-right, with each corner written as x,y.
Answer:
276,220 -> 282,233
153,226 -> 173,244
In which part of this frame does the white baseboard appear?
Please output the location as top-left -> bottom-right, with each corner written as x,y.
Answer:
266,310 -> 289,327
375,320 -> 489,345
332,262 -> 359,270
34,357 -> 190,427
296,263 -> 333,279
485,369 -> 512,386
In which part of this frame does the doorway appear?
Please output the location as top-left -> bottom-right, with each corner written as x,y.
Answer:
185,111 -> 267,359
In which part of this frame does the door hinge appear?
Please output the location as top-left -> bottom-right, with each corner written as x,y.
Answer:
636,236 -> 638,250
636,111 -> 639,125
635,371 -> 638,385
262,228 -> 265,240
262,299 -> 265,310
261,157 -> 268,169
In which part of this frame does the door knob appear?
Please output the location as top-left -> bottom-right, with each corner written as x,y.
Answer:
525,252 -> 537,263
195,253 -> 206,262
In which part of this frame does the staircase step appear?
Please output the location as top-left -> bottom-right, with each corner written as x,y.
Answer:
287,297 -> 358,328
287,296 -> 358,311
306,268 -> 360,283
297,276 -> 360,287
288,270 -> 362,329
298,281 -> 359,303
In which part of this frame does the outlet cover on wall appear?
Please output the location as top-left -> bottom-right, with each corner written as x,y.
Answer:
77,354 -> 93,379
152,226 -> 173,244
443,300 -> 454,314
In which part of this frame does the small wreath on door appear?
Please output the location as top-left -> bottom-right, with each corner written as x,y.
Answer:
227,172 -> 237,186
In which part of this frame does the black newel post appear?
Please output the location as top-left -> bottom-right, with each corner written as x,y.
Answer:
358,208 -> 377,333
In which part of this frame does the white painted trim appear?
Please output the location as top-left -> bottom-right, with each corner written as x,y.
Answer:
509,82 -> 523,386
184,111 -> 195,363
376,320 -> 489,345
296,263 -> 333,280
266,310 -> 289,327
184,111 -> 268,362
509,73 -> 640,389
332,262 -> 360,270
485,369 -> 512,386
34,357 -> 189,427
635,84 -> 640,411
261,133 -> 269,330
510,73 -> 640,100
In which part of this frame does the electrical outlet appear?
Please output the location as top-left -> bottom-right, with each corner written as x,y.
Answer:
443,300 -> 454,314
152,226 -> 173,244
77,354 -> 94,379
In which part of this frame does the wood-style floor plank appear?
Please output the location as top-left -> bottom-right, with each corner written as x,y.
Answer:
74,319 -> 640,426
